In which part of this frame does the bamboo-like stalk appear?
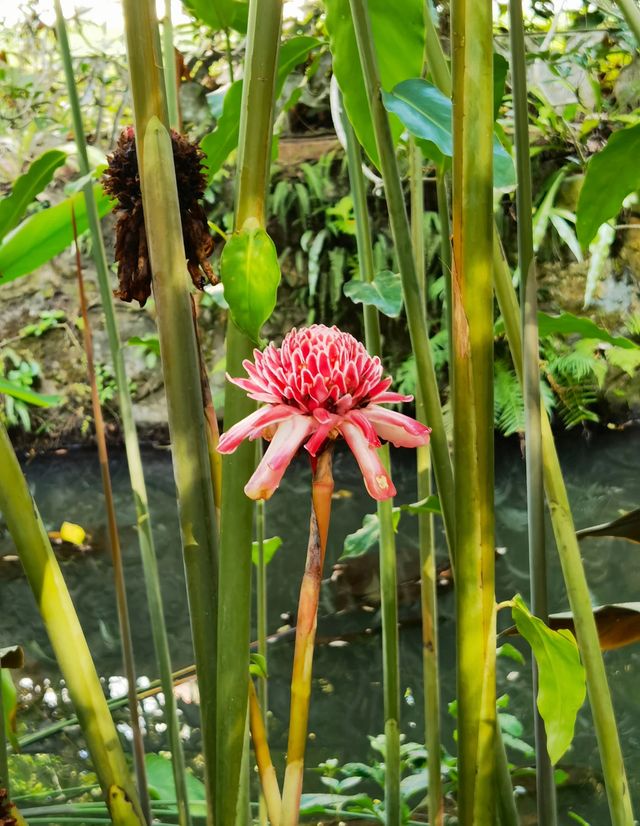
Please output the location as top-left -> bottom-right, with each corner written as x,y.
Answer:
280,449 -> 334,826
410,140 -> 443,826
348,0 -> 456,565
508,2 -> 556,823
340,94 -> 402,826
71,215 -> 150,824
493,236 -> 635,826
450,0 -> 496,823
55,6 -> 191,822
217,2 -> 282,823
615,0 -> 640,45
161,0 -> 180,130
249,681 -> 282,826
0,423 -> 145,826
121,2 -> 220,816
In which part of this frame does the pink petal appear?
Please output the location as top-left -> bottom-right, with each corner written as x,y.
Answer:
363,405 -> 431,448
346,409 -> 381,447
217,404 -> 298,454
340,421 -> 396,501
369,391 -> 413,404
244,415 -> 314,500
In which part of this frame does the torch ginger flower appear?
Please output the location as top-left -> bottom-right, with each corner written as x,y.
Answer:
217,324 -> 431,500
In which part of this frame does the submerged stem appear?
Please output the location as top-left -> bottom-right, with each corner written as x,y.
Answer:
280,449 -> 334,826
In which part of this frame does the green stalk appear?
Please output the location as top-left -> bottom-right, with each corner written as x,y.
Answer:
450,0 -> 496,823
341,94 -> 401,826
121,1 -> 219,817
493,236 -> 634,826
425,0 -> 451,97
615,0 -> 640,45
249,681 -> 282,826
0,424 -> 144,826
55,6 -> 191,822
255,454 -> 269,826
225,29 -> 235,82
72,218 -> 151,824
508,2 -> 556,823
161,0 -> 180,130
410,140 -> 443,826
435,171 -> 452,368
218,2 -> 282,823
0,668 -> 8,793
495,725 -> 519,826
348,0 -> 456,564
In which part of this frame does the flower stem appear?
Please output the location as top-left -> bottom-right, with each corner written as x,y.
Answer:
280,449 -> 334,826
508,2 -> 556,823
0,423 -> 145,826
218,2 -> 282,823
255,442 -> 270,826
249,680 -> 282,825
72,214 -> 151,825
450,0 -> 496,822
55,5 -> 191,822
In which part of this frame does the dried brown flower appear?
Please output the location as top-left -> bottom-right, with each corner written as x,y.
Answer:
102,126 -> 216,307
0,788 -> 16,826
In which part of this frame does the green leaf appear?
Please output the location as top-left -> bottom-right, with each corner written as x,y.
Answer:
181,0 -> 247,31
0,646 -> 24,669
496,643 -> 525,665
342,509 -> 402,559
512,594 -> 586,764
0,379 -> 61,408
493,52 -> 509,120
399,495 -> 442,516
202,36 -> 320,178
576,122 -> 640,247
0,149 -> 67,241
127,335 -> 161,357
0,184 -> 113,285
537,311 -> 639,350
1,668 -> 19,752
325,0 -> 426,168
577,508 -> 640,544
249,653 -> 268,679
145,753 -> 207,806
220,220 -> 281,342
251,535 -> 283,566
343,270 -> 403,318
382,79 -> 515,189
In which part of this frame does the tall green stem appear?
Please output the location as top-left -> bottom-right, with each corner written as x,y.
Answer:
0,669 -> 8,793
340,94 -> 401,826
348,0 -> 456,564
121,2 -> 219,818
508,2 -> 556,823
0,424 -> 144,826
255,462 -> 269,826
615,0 -> 640,45
410,141 -> 443,826
55,6 -> 191,822
435,171 -> 452,369
162,0 -> 180,130
218,3 -> 282,824
450,0 -> 496,823
493,237 -> 635,826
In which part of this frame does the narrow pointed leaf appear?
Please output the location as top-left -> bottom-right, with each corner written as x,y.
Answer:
577,508 -> 640,544
512,595 -> 586,764
0,379 -> 62,408
0,149 -> 67,241
220,220 -> 281,342
343,270 -> 403,317
495,310 -> 640,350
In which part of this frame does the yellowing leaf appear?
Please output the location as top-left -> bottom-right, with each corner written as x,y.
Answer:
60,521 -> 86,546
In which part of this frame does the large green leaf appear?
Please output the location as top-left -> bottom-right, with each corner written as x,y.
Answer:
512,595 -> 586,764
220,220 -> 281,342
382,78 -> 515,189
343,270 -> 403,318
576,122 -> 640,248
325,0 -> 425,168
0,184 -> 113,285
181,0 -> 248,31
0,379 -> 61,408
202,36 -> 320,179
577,508 -> 640,544
0,150 -> 67,241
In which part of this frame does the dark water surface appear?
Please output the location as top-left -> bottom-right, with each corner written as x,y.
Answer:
2,428 -> 640,823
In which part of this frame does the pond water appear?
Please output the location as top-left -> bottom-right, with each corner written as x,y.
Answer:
2,427 -> 640,823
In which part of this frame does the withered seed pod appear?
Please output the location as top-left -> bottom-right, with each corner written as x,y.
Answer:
102,126 -> 216,307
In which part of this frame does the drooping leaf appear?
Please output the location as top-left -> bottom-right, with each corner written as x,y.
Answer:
343,270 -> 403,318
0,646 -> 24,669
220,220 -> 281,342
146,753 -> 207,806
382,78 -> 515,189
249,653 -> 268,679
181,0 -> 248,31
577,508 -> 640,545
202,36 -> 320,178
251,536 -> 283,566
341,510 -> 402,559
399,495 -> 442,516
495,310 -> 640,351
0,184 -> 113,285
1,668 -> 19,751
512,594 -> 586,764
576,122 -> 640,247
0,379 -> 61,408
0,149 -> 67,241
548,603 -> 640,652
325,0 -> 425,168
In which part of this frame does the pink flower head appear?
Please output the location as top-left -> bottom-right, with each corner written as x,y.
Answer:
217,325 -> 431,501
